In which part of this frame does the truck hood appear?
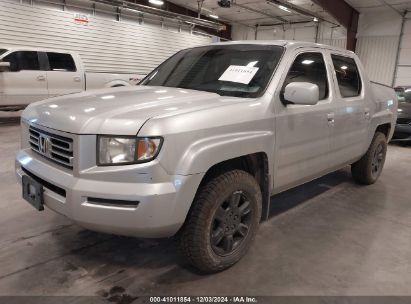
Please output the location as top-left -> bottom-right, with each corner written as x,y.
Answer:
22,86 -> 242,135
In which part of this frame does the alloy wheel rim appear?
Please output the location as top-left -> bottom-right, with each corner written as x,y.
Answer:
210,190 -> 253,256
371,143 -> 384,177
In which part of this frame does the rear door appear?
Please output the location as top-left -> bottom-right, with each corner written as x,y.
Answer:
327,52 -> 370,168
0,51 -> 48,106
44,52 -> 83,97
274,49 -> 335,192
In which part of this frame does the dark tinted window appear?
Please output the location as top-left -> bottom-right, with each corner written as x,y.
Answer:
141,45 -> 284,98
282,52 -> 329,101
0,49 -> 7,56
3,51 -> 40,71
331,55 -> 361,98
47,52 -> 76,72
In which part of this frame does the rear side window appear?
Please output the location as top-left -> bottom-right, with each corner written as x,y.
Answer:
47,52 -> 76,72
282,52 -> 329,101
3,51 -> 40,71
331,55 -> 362,98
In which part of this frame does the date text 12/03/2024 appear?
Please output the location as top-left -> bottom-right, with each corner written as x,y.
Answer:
149,296 -> 258,303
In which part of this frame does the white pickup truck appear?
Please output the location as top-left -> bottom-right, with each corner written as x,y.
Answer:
0,47 -> 143,111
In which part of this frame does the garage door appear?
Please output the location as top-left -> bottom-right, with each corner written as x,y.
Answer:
0,0 -> 213,75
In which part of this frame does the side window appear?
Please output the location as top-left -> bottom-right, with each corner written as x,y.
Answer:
3,51 -> 40,71
282,52 -> 329,101
47,52 -> 76,72
331,55 -> 362,98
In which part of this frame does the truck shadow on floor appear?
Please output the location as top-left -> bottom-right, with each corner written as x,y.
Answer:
11,168 -> 356,297
268,168 -> 354,219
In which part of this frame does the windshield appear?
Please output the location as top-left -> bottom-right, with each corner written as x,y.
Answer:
395,87 -> 411,103
0,49 -> 7,57
141,44 -> 284,98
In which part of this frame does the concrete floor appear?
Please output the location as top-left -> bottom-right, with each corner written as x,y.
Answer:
1,121 -> 411,299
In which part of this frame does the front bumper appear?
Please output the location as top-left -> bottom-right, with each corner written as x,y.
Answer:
15,149 -> 203,238
392,124 -> 411,141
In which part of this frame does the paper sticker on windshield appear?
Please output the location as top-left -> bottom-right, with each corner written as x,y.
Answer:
218,65 -> 259,85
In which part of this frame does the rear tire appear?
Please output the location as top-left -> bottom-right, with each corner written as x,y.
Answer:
177,170 -> 262,273
351,132 -> 387,185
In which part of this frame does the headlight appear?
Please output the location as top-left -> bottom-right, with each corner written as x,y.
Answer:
98,136 -> 162,165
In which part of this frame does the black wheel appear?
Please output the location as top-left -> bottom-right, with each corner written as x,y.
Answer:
351,132 -> 387,185
177,170 -> 262,273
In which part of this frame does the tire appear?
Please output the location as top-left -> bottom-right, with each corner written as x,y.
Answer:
177,170 -> 262,273
351,132 -> 387,185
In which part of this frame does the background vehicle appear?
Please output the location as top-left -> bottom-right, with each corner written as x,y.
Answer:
0,47 -> 144,111
393,87 -> 411,142
15,41 -> 398,273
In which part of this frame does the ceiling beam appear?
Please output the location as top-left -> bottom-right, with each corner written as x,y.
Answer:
118,0 -> 232,39
311,0 -> 359,51
233,2 -> 289,23
267,0 -> 338,26
378,0 -> 403,16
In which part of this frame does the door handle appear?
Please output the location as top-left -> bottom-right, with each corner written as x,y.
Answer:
364,108 -> 371,120
37,75 -> 46,81
73,76 -> 81,82
327,112 -> 335,126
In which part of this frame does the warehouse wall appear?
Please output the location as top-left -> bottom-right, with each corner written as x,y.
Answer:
0,0 -> 213,74
231,22 -> 347,48
232,9 -> 405,87
395,14 -> 411,87
355,9 -> 403,86
356,36 -> 399,86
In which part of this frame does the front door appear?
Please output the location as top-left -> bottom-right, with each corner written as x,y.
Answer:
0,51 -> 48,106
273,50 -> 335,192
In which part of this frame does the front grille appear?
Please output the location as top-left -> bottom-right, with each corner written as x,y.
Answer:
397,117 -> 411,125
29,126 -> 74,169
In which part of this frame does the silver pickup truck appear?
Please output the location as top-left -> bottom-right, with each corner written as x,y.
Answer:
15,41 -> 397,273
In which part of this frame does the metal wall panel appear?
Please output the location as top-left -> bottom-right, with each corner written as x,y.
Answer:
355,35 -> 400,86
318,38 -> 347,49
395,19 -> 411,87
0,0 -> 213,74
252,23 -> 346,48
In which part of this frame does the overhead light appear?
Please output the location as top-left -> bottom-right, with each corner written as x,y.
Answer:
149,0 -> 164,6
279,5 -> 290,12
302,60 -> 314,65
209,14 -> 219,19
313,17 -> 318,22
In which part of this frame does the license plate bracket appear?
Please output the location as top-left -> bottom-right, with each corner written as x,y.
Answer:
22,175 -> 44,211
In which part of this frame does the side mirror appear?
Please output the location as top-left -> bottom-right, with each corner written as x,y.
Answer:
284,82 -> 320,105
0,61 -> 10,72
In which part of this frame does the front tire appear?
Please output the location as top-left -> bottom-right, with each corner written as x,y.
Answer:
351,132 -> 387,185
177,170 -> 262,273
